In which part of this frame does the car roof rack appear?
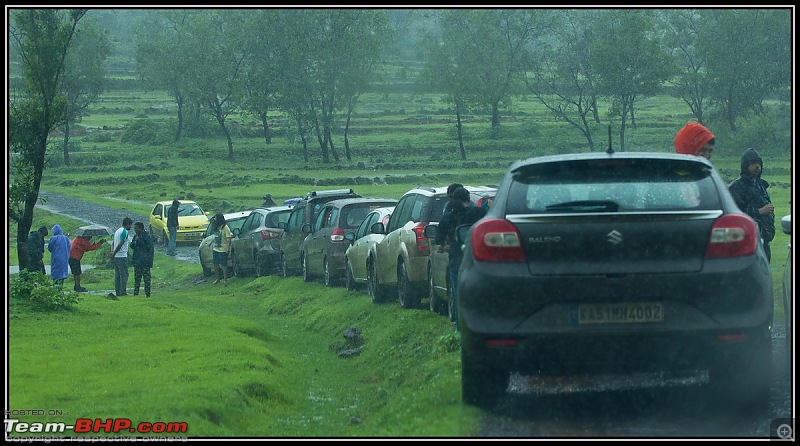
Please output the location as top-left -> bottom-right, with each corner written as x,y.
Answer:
306,188 -> 356,199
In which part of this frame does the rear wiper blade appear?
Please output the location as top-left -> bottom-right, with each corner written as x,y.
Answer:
545,200 -> 619,213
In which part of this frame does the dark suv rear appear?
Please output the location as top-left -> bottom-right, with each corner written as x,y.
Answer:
279,189 -> 361,277
300,197 -> 398,286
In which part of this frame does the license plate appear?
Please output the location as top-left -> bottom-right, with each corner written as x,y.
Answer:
578,302 -> 663,324
185,232 -> 203,238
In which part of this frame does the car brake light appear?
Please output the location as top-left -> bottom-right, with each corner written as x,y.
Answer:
330,227 -> 345,242
260,229 -> 281,240
471,218 -> 525,262
705,214 -> 758,258
413,223 -> 430,256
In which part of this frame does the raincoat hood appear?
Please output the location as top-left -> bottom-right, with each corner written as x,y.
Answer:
674,122 -> 714,156
740,148 -> 763,175
51,224 -> 63,236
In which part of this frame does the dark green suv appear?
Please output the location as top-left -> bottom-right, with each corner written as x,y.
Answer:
278,189 -> 361,277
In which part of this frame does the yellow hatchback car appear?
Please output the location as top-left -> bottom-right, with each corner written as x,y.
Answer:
149,200 -> 210,245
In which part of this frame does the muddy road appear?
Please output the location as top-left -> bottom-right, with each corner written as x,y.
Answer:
34,190 -> 794,438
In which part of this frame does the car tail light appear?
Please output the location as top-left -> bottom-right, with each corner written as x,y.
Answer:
471,218 -> 525,262
260,229 -> 282,240
705,214 -> 758,258
413,223 -> 430,256
330,227 -> 345,242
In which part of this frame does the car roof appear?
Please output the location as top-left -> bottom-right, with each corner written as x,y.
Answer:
256,205 -> 294,212
322,197 -> 398,208
223,210 -> 252,220
509,151 -> 713,172
403,185 -> 497,197
305,188 -> 358,199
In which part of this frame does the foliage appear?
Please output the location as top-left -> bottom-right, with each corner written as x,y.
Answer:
119,118 -> 173,145
10,270 -> 82,312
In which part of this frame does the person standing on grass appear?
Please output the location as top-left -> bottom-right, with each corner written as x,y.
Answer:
435,187 -> 487,331
69,235 -> 106,292
47,224 -> 71,289
211,213 -> 232,286
26,226 -> 48,274
729,148 -> 775,263
130,221 -> 155,298
166,199 -> 180,256
109,217 -> 133,297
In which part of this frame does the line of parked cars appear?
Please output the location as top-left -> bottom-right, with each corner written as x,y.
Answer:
182,151 -> 785,414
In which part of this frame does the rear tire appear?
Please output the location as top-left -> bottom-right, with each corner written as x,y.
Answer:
708,328 -> 772,412
324,258 -> 336,287
302,253 -> 312,282
461,349 -> 508,410
368,258 -> 387,303
398,261 -> 420,309
254,252 -> 265,277
280,253 -> 291,278
429,264 -> 446,315
344,261 -> 357,291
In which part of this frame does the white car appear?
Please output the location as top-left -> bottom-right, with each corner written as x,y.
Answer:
343,206 -> 394,293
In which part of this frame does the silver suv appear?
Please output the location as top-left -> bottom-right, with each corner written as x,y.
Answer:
368,185 -> 496,309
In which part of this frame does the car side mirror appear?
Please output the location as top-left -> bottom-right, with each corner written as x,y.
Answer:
278,221 -> 287,230
344,232 -> 355,242
371,222 -> 384,235
455,224 -> 471,245
423,224 -> 437,239
781,214 -> 792,235
301,224 -> 311,234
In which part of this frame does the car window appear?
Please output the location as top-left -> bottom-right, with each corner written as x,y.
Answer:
507,159 -> 718,214
227,216 -> 248,232
355,211 -> 376,240
428,197 -> 448,222
288,206 -> 304,230
409,195 -> 425,223
153,204 -> 162,217
269,209 -> 291,227
342,205 -> 371,229
388,195 -> 414,232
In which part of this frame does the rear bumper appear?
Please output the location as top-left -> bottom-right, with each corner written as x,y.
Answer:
458,257 -> 773,376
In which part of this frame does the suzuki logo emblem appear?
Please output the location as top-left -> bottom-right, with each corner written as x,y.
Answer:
607,230 -> 623,245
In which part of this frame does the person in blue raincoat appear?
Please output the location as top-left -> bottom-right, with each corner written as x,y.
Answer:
47,224 -> 71,289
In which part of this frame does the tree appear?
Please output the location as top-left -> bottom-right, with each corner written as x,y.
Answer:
9,9 -> 87,269
60,21 -> 111,165
659,9 -> 710,124
591,10 -> 676,150
697,9 -> 791,131
134,10 -> 193,142
525,10 -> 602,151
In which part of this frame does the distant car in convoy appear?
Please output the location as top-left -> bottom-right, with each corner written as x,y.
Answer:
300,198 -> 397,286
199,210 -> 252,276
455,151 -> 774,410
278,189 -> 362,278
368,185 -> 496,309
780,214 -> 792,367
229,206 -> 294,277
149,200 -> 210,245
344,206 -> 395,293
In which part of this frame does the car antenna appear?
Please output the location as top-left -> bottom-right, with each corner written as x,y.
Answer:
606,125 -> 614,154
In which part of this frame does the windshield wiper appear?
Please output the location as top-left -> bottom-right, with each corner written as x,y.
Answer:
545,200 -> 619,213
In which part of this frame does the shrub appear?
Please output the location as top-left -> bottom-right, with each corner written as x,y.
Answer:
11,270 -> 82,312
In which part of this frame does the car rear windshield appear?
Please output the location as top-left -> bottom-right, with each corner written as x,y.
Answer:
507,158 -> 720,214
